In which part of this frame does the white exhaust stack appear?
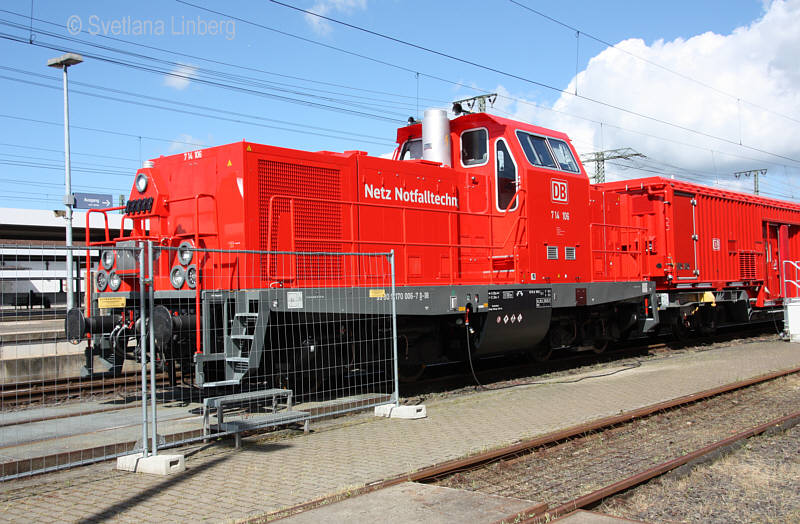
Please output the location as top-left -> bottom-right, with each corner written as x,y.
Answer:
422,109 -> 452,167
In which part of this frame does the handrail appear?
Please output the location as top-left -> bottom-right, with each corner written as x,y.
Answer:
93,195 -> 218,355
782,260 -> 800,299
84,205 -> 126,335
499,191 -> 527,249
163,193 -> 216,355
85,206 -> 127,246
263,189 -> 529,284
589,222 -> 647,231
262,195 -> 502,243
589,222 -> 647,281
502,188 -> 525,214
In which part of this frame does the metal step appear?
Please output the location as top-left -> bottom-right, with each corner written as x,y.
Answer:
204,388 -> 292,409
201,380 -> 241,388
226,357 -> 250,363
196,353 -> 227,362
235,312 -> 259,318
230,334 -> 255,340
219,410 -> 309,432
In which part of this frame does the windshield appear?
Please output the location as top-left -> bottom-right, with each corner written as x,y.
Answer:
399,139 -> 422,160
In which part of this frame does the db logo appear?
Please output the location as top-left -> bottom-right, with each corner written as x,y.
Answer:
551,179 -> 568,203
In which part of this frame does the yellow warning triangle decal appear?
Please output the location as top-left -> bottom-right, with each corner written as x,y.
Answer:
246,145 -> 252,152
227,160 -> 232,167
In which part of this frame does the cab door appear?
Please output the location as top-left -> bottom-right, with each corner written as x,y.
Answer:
457,127 -> 491,281
490,137 -> 523,282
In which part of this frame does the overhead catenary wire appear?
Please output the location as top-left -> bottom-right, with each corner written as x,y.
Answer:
0,141 -> 139,163
2,6 -> 798,174
0,151 -> 132,173
263,0 -> 800,165
0,7 -> 448,109
0,4 -> 797,207
0,69 -> 396,147
0,63 -> 399,143
603,159 -> 796,201
0,113 -> 208,147
0,31 -> 407,125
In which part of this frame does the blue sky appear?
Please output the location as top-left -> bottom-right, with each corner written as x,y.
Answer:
1,0 -> 796,209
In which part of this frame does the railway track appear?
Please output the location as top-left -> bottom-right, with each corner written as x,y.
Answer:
0,371 -> 172,407
427,366 -> 800,523
537,410 -> 800,523
265,364 -> 800,522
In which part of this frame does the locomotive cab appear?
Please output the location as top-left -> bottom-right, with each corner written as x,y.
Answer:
394,107 -> 593,286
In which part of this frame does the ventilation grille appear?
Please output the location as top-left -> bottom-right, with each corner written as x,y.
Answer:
738,251 -> 756,280
547,245 -> 558,260
565,246 -> 576,261
258,159 -> 342,279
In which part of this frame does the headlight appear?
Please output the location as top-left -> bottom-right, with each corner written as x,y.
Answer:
135,173 -> 148,193
96,270 -> 108,291
100,250 -> 115,270
108,271 -> 121,291
177,241 -> 193,266
170,265 -> 185,289
186,265 -> 197,289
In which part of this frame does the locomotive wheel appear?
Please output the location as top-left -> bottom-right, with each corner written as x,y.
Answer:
671,319 -> 691,343
592,339 -> 609,354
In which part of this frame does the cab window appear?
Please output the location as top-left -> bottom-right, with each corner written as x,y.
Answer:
549,138 -> 580,172
516,130 -> 556,169
495,139 -> 518,211
399,139 -> 422,160
461,128 -> 488,166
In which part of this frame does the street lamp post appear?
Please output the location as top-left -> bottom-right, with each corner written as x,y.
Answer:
47,53 -> 83,311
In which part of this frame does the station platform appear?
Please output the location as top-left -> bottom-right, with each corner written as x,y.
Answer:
0,339 -> 798,523
0,319 -> 63,344
0,319 -> 84,383
0,320 -> 141,383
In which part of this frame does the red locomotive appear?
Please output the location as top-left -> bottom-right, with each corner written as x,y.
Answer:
66,97 -> 793,386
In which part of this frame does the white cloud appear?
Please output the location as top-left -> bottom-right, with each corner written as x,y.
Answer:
163,64 -> 198,90
168,134 -> 208,153
304,0 -> 367,36
493,0 -> 800,197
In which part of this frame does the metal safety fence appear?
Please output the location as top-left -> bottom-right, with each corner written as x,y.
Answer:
0,244 -> 144,480
147,244 -> 398,452
0,243 -> 398,480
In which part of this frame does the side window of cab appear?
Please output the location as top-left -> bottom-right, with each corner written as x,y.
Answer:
495,138 -> 518,211
460,128 -> 488,167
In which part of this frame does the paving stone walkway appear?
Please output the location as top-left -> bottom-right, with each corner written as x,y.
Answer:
0,340 -> 798,523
